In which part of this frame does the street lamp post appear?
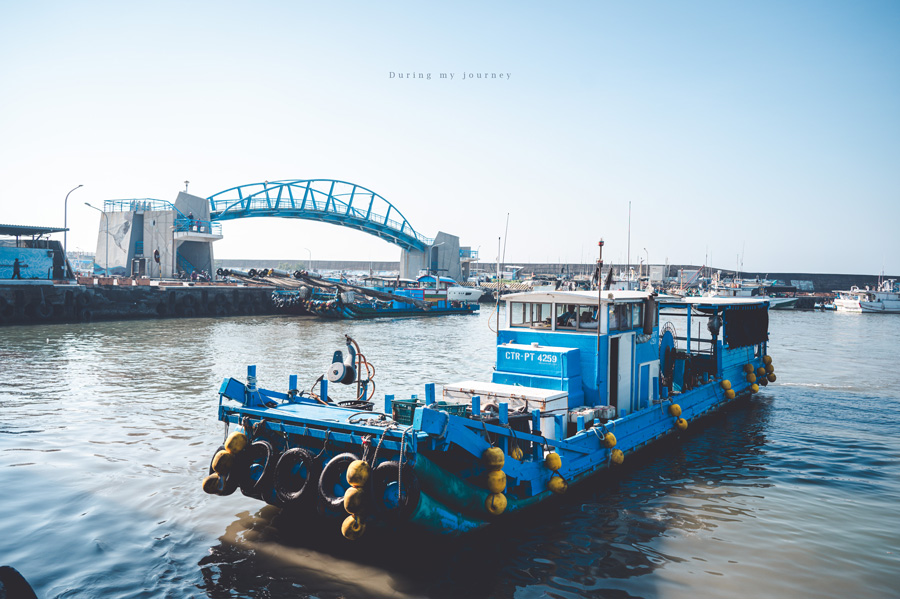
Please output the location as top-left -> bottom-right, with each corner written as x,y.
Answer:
303,247 -> 312,271
63,184 -> 83,270
84,202 -> 109,276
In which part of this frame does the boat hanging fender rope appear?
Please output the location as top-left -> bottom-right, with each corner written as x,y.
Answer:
279,421 -> 289,449
241,416 -> 254,441
398,425 -> 416,496
480,420 -> 495,447
360,434 -> 373,463
370,425 -> 392,466
315,430 -> 332,461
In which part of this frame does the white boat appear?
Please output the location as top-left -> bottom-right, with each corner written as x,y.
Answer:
704,276 -> 799,309
523,274 -> 561,293
833,279 -> 900,313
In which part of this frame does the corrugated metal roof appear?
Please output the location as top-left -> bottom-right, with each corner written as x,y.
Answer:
0,224 -> 67,237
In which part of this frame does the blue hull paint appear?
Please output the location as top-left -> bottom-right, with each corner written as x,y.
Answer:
208,290 -> 775,538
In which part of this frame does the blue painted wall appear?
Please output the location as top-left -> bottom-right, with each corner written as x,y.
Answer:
0,247 -> 55,279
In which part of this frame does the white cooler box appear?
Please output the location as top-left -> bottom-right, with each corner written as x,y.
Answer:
442,380 -> 569,440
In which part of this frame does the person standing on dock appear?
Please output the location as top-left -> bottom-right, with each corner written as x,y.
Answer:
11,258 -> 21,279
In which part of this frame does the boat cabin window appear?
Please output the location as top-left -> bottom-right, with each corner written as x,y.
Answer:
577,308 -> 598,330
556,304 -> 577,329
510,302 -> 552,328
607,302 -> 646,331
632,303 -> 643,328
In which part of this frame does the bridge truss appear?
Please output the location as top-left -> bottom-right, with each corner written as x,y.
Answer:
207,179 -> 432,252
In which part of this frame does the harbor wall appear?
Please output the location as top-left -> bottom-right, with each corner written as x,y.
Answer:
215,259 -> 895,293
0,280 -> 277,326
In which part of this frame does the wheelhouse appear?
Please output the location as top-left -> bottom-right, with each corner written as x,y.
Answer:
497,290 -> 659,420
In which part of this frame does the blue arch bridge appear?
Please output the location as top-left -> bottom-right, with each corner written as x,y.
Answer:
207,179 -> 432,252
93,179 -> 477,281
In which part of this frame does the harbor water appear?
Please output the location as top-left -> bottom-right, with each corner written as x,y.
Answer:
1,309 -> 898,598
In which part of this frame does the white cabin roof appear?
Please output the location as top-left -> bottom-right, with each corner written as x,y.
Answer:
503,290 -> 768,307
660,296 -> 768,306
503,289 -> 651,305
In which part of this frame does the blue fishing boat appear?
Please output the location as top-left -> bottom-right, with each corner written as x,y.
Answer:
203,288 -> 776,538
282,274 -> 480,319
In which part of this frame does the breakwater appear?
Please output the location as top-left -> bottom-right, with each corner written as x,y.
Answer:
0,278 -> 277,326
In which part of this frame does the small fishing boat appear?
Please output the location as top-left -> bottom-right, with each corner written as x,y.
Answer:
303,274 -> 480,319
833,280 -> 900,313
203,288 -> 777,538
704,276 -> 799,309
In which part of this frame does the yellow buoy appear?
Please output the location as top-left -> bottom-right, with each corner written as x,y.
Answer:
510,446 -> 524,461
212,450 -> 233,475
341,515 -> 366,540
763,355 -> 773,365
611,449 -> 624,465
343,486 -> 365,514
544,451 -> 562,471
224,431 -> 248,454
486,470 -> 507,494
751,383 -> 759,393
483,447 -> 505,470
548,475 -> 567,494
759,377 -> 768,386
725,389 -> 736,399
757,367 -> 766,377
346,460 -> 370,488
743,364 -> 754,374
721,379 -> 732,390
669,403 -> 682,417
603,432 -> 617,448
202,473 -> 221,494
746,373 -> 757,383
767,373 -> 777,382
676,418 -> 688,431
485,492 -> 507,515
765,364 -> 774,374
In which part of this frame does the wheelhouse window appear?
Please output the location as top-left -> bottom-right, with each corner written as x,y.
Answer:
510,302 -> 529,327
556,304 -> 577,329
610,304 -> 632,331
577,307 -> 598,330
631,303 -> 643,328
534,303 -> 552,328
511,302 -> 552,328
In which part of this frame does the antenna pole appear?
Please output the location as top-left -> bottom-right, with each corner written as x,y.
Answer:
495,236 -> 501,341
626,201 -> 631,289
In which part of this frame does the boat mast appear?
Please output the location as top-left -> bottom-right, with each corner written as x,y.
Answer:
626,201 -> 631,291
596,240 -> 604,377
495,236 -> 501,340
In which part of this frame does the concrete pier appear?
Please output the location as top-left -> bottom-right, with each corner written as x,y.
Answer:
0,279 -> 277,326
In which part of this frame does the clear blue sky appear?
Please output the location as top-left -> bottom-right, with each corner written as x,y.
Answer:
2,1 -> 898,274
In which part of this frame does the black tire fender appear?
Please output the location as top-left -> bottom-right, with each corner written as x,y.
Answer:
372,460 -> 420,521
274,448 -> 320,504
317,452 -> 360,509
239,439 -> 276,497
36,301 -> 53,319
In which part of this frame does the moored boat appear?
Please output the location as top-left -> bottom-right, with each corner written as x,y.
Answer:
203,288 -> 777,538
704,276 -> 799,309
833,279 -> 900,313
305,274 -> 480,319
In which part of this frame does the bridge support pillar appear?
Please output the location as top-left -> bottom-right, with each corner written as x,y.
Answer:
400,231 -> 462,281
